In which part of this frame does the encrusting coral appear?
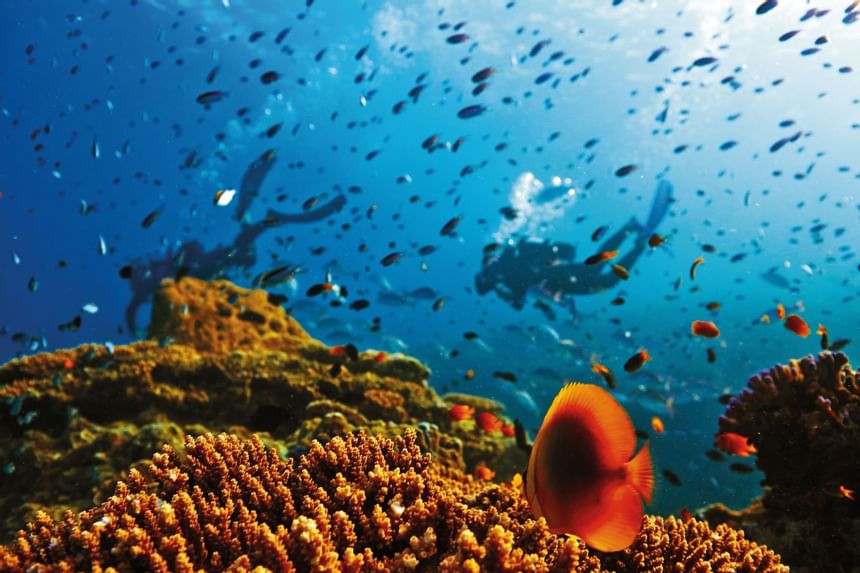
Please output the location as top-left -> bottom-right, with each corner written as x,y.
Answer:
0,277 -> 525,542
0,430 -> 787,573
710,351 -> 860,572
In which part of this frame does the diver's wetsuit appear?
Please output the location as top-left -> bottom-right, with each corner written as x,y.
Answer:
476,180 -> 672,311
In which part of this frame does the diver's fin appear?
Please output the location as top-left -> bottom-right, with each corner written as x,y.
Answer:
644,180 -> 673,233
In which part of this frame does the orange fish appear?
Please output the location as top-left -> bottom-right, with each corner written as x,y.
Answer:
448,404 -> 475,422
611,263 -> 630,280
465,368 -> 475,380
647,234 -> 666,248
475,411 -> 503,433
650,416 -> 665,434
705,301 -> 721,311
584,249 -> 619,265
373,351 -> 388,363
623,349 -> 652,373
691,320 -> 720,339
679,507 -> 692,523
776,303 -> 785,320
760,314 -> 771,324
62,357 -> 75,370
839,485 -> 855,500
689,257 -> 704,280
715,432 -> 757,457
500,423 -> 516,438
525,383 -> 653,552
591,359 -> 617,390
475,463 -> 496,481
784,314 -> 810,338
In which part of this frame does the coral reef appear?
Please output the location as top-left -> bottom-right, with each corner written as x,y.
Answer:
712,351 -> 860,572
0,277 -> 524,542
0,431 -> 787,573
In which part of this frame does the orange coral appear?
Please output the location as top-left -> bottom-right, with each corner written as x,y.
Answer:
0,431 -> 788,573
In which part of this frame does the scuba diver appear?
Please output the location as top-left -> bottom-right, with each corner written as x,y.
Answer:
475,180 -> 673,314
122,149 -> 346,336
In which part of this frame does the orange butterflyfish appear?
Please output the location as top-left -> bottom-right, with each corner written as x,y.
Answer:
689,257 -> 704,280
525,383 -> 653,552
584,250 -> 619,266
623,349 -> 652,373
448,404 -> 475,422
715,432 -> 757,457
776,303 -> 785,320
839,485 -> 855,500
784,314 -> 810,338
475,411 -> 503,433
650,416 -> 665,434
691,320 -> 720,339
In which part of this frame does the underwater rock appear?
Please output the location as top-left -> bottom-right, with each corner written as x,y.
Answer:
0,278 -> 525,541
0,431 -> 787,572
711,351 -> 860,572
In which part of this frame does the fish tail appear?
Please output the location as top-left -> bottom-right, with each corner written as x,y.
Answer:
626,442 -> 654,505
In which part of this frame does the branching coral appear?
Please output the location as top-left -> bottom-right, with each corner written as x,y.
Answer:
714,351 -> 860,572
0,431 -> 787,573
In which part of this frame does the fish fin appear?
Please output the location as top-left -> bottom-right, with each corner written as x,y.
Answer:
584,485 -> 644,552
545,383 -> 635,466
626,442 -> 654,505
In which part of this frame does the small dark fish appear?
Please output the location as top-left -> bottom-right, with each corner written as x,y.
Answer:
492,370 -> 518,383
779,30 -> 800,42
58,315 -> 82,332
472,67 -> 494,82
141,208 -> 161,229
500,206 -> 518,220
306,283 -> 334,297
355,44 -> 369,60
829,339 -> 851,351
718,393 -> 733,405
707,348 -> 717,363
692,56 -> 718,67
730,462 -> 755,474
662,469 -> 682,486
615,164 -> 637,177
27,276 -> 38,292
432,297 -> 445,312
624,349 -> 652,373
421,134 -> 440,150
349,299 -> 370,311
756,0 -> 778,15
529,39 -> 551,58
258,264 -> 300,288
591,226 -> 608,242
329,363 -> 342,377
119,265 -> 133,279
196,90 -> 227,105
440,216 -> 462,236
647,46 -> 668,62
302,196 -> 319,211
261,71 -> 280,84
463,331 -> 479,340
446,33 -> 470,44
457,104 -> 487,119
381,252 -> 403,267
418,245 -> 436,256
705,449 -> 725,462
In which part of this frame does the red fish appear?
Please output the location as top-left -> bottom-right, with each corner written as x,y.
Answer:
474,463 -> 496,481
500,423 -> 515,438
651,416 -> 665,434
715,432 -> 757,457
475,411 -> 503,433
784,314 -> 810,338
591,359 -> 616,390
584,250 -> 619,266
525,383 -> 653,551
691,320 -> 720,338
448,404 -> 475,422
373,351 -> 387,363
689,257 -> 704,280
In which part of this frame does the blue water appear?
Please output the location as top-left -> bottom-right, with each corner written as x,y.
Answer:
2,0 -> 859,519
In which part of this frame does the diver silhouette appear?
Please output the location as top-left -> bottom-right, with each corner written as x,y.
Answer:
122,149 -> 346,336
475,180 -> 673,315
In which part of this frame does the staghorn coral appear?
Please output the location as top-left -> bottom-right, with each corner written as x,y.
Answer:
0,278 -> 525,541
712,351 -> 860,572
599,515 -> 788,573
0,431 -> 787,573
